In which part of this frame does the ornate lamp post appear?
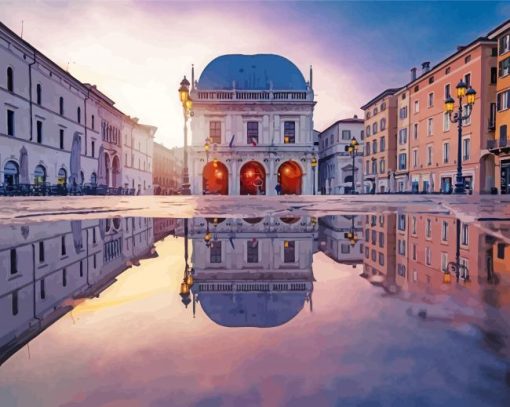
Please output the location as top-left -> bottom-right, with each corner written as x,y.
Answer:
311,155 -> 318,195
178,76 -> 193,195
442,218 -> 470,285
344,216 -> 359,246
345,137 -> 359,194
180,218 -> 194,307
444,80 -> 476,194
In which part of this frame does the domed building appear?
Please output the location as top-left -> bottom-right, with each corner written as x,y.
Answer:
188,216 -> 317,327
189,54 -> 317,195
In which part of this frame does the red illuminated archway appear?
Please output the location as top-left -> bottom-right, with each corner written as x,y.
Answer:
278,161 -> 302,195
240,161 -> 266,195
203,160 -> 229,195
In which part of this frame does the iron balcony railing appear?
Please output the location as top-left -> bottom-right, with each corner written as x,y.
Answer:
194,89 -> 313,102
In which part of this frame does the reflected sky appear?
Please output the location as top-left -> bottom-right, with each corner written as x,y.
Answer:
0,214 -> 509,406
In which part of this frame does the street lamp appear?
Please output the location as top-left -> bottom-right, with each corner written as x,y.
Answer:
345,137 -> 359,194
344,216 -> 359,246
442,219 -> 470,285
178,76 -> 193,195
444,80 -> 476,194
311,155 -> 318,195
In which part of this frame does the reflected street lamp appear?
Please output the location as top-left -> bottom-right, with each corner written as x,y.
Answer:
311,155 -> 318,195
444,80 -> 476,194
344,216 -> 360,246
178,76 -> 193,195
345,137 -> 359,194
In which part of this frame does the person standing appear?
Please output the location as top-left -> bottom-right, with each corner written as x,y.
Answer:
275,182 -> 282,195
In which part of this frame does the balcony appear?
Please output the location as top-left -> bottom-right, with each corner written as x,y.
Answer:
487,135 -> 509,153
192,89 -> 313,102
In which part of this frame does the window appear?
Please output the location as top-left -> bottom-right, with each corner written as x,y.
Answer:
92,115 -> 95,130
399,106 -> 408,119
61,235 -> 66,256
371,230 -> 377,245
445,67 -> 451,75
465,55 -> 471,64
414,100 -> 419,113
462,105 -> 471,126
425,247 -> 432,266
441,221 -> 449,241
284,121 -> 296,144
379,159 -> 385,174
364,246 -> 369,259
209,121 -> 221,144
411,216 -> 417,234
464,73 -> 471,87
425,219 -> 432,238
489,103 -> 496,129
372,140 -> 377,154
499,34 -> 510,55
427,118 -> 433,136
366,160 -> 370,174
7,110 -> 15,136
398,128 -> 407,145
462,138 -> 471,161
210,241 -> 222,263
10,249 -> 17,275
461,223 -> 469,245
373,107 -> 378,115
371,160 -> 377,175
379,231 -> 385,248
398,153 -> 407,170
443,142 -> 450,164
372,122 -> 378,134
36,120 -> 42,144
341,244 -> 350,254
91,141 -> 95,158
59,97 -> 64,115
428,92 -> 434,107
247,121 -> 258,145
40,279 -> 46,300
497,89 -> 510,111
36,84 -> 42,105
443,112 -> 450,132
412,244 -> 417,260
397,240 -> 406,256
92,227 -> 96,244
378,252 -> 385,266
499,56 -> 510,77
247,240 -> 259,263
380,137 -> 385,152
398,214 -> 406,231
371,249 -> 376,262
366,111 -> 371,119
381,102 -> 386,111
7,67 -> 13,92
397,264 -> 406,277
366,125 -> 371,137
441,253 -> 448,272
366,143 -> 371,155
380,119 -> 386,131
426,145 -> 433,166
413,123 -> 418,139
429,76 -> 435,84
38,241 -> 45,263
341,130 -> 351,140
444,84 -> 451,99
12,291 -> 18,316
412,149 -> 418,168
491,67 -> 498,84
60,129 -> 64,150
284,240 -> 296,263
77,107 -> 81,123
497,243 -> 506,259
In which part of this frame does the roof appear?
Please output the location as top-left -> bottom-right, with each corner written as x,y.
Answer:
360,88 -> 403,110
319,117 -> 364,135
198,291 -> 307,328
487,18 -> 510,39
198,54 -> 307,91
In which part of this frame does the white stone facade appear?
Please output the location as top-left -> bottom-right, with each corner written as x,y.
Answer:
318,118 -> 364,195
189,54 -> 317,196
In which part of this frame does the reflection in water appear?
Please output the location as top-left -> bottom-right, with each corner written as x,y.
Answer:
182,216 -> 317,327
1,212 -> 509,405
0,217 -> 155,365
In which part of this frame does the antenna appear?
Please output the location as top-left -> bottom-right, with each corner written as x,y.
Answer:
20,20 -> 24,39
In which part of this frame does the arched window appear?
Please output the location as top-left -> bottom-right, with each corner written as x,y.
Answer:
3,160 -> 19,186
90,172 -> 97,185
380,118 -> 386,131
34,165 -> 46,185
77,107 -> 81,123
91,115 -> 95,130
36,84 -> 42,105
59,97 -> 64,115
372,122 -> 378,134
7,67 -> 13,92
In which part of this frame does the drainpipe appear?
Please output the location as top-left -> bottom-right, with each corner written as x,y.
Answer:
28,51 -> 36,141
31,243 -> 42,323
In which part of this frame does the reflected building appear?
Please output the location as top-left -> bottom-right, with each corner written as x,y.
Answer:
0,217 -> 154,364
188,216 -> 317,327
319,215 -> 363,265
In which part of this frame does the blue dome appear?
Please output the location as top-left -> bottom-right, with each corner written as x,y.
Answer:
198,54 -> 307,91
198,292 -> 307,328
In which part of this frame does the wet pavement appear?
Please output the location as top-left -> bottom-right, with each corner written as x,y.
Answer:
0,196 -> 509,406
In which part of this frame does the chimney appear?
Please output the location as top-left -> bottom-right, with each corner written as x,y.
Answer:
353,114 -> 358,119
410,67 -> 417,81
421,61 -> 430,73
457,45 -> 465,52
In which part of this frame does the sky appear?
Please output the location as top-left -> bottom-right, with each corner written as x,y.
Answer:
0,0 -> 509,148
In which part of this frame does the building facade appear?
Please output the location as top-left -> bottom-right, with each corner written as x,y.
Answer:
319,215 -> 363,265
153,144 -> 183,195
0,22 -> 155,194
318,117 -> 364,195
361,89 -> 401,193
488,21 -> 510,194
189,54 -> 317,196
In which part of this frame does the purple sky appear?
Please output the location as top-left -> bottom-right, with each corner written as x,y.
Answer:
1,1 -> 508,147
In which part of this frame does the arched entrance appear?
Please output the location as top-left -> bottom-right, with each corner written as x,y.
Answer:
91,172 -> 97,185
34,165 -> 46,185
278,161 -> 302,195
57,168 -> 67,186
104,153 -> 110,187
4,161 -> 19,186
203,160 -> 228,195
240,161 -> 266,195
112,155 -> 120,188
